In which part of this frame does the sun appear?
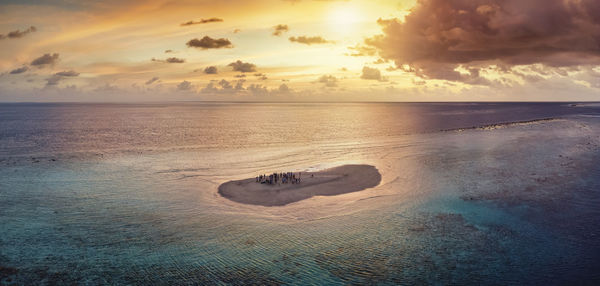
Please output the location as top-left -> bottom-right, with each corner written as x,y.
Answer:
328,4 -> 362,35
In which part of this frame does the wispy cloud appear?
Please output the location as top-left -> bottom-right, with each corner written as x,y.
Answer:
145,77 -> 159,85
0,26 -> 36,40
9,66 -> 28,74
152,57 -> 185,63
289,36 -> 331,45
46,70 -> 79,86
55,70 -> 80,77
272,24 -> 289,36
180,18 -> 223,26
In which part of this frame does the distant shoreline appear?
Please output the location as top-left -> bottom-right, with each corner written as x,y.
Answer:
439,117 -> 561,132
218,164 -> 382,206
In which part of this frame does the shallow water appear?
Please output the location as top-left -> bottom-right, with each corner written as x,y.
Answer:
1,102 -> 600,284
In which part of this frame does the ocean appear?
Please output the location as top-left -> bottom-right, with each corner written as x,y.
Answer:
1,102 -> 599,284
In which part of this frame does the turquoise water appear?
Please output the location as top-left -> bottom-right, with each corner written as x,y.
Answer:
1,103 -> 600,284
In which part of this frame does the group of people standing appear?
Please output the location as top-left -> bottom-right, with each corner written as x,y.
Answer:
256,172 -> 301,185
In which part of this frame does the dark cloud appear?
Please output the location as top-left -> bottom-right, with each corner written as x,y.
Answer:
30,53 -> 59,66
318,75 -> 338,87
204,66 -> 218,74
186,36 -> 233,49
365,0 -> 600,83
289,36 -> 331,45
234,74 -> 246,78
177,80 -> 192,91
273,24 -> 289,36
0,26 -> 36,40
165,49 -> 173,53
9,66 -> 28,74
145,77 -> 159,85
228,60 -> 257,73
152,57 -> 185,63
180,18 -> 223,26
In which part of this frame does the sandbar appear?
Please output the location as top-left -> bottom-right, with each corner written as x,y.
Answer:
218,164 -> 381,206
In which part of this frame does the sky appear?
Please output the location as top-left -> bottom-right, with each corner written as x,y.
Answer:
0,0 -> 599,102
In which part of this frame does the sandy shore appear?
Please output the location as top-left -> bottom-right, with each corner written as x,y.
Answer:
218,164 -> 381,206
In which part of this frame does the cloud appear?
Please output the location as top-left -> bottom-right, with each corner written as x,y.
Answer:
360,66 -> 387,81
289,36 -> 332,45
45,76 -> 62,86
233,29 -> 241,33
0,26 -> 36,40
318,75 -> 338,87
45,70 -> 79,86
278,84 -> 290,93
55,70 -> 80,77
347,44 -> 377,57
165,49 -> 173,53
93,84 -> 120,94
145,77 -> 159,85
254,73 -> 268,80
30,53 -> 59,66
180,18 -> 223,26
273,24 -> 289,36
228,60 -> 257,73
166,57 -> 185,63
186,36 -> 232,49
151,57 -> 185,63
218,79 -> 232,89
177,80 -> 192,91
200,79 -> 246,94
204,66 -> 218,74
9,66 -> 28,74
365,0 -> 600,83
247,84 -> 268,95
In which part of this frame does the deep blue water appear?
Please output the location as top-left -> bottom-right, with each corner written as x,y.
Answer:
1,102 -> 600,285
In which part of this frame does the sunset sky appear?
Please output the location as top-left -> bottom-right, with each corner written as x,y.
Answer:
0,0 -> 599,102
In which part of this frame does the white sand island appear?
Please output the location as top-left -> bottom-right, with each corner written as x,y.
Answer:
218,164 -> 381,206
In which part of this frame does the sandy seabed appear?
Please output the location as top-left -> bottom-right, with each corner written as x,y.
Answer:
218,164 -> 382,206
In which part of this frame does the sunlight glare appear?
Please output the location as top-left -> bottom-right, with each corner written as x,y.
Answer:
328,4 -> 362,35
